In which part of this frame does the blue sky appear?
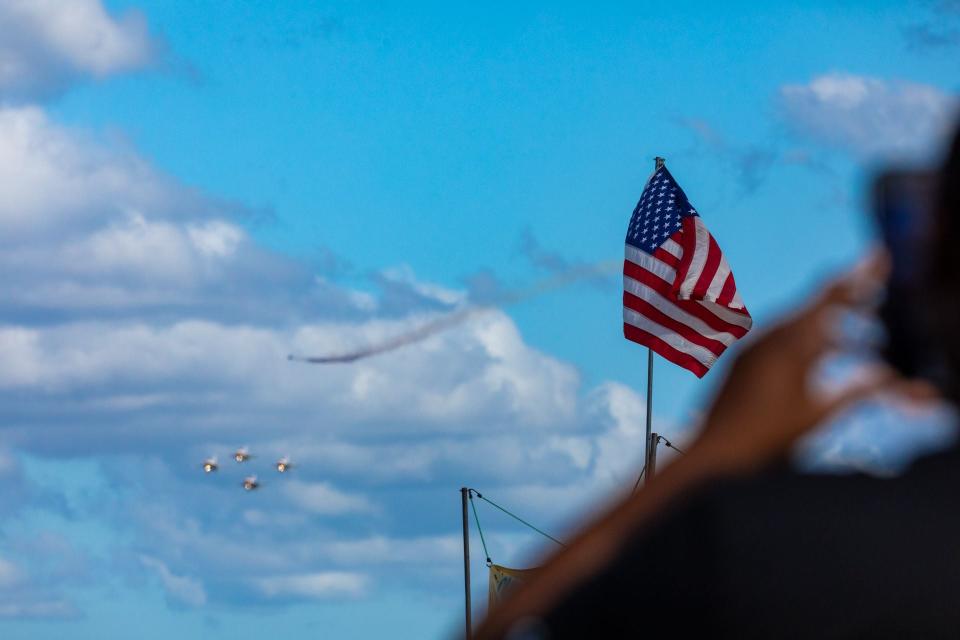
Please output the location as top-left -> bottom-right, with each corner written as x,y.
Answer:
1,1 -> 959,637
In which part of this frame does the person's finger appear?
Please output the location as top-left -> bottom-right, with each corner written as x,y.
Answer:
785,304 -> 847,364
845,247 -> 890,293
802,250 -> 890,322
802,310 -> 883,362
786,252 -> 889,362
879,379 -> 942,409
810,366 -> 899,425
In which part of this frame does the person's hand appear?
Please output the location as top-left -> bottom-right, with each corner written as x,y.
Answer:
690,253 -> 932,475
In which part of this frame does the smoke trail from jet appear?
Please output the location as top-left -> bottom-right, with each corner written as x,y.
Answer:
288,260 -> 619,364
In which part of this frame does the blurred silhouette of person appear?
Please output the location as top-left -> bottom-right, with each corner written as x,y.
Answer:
475,122 -> 960,639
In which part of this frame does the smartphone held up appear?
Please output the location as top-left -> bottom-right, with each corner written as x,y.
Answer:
872,170 -> 951,390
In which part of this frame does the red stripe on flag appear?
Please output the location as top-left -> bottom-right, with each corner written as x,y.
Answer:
673,217 -> 698,296
718,272 -> 737,306
623,323 -> 709,378
652,247 -> 681,269
623,291 -> 727,356
692,235 -> 722,299
623,260 -> 749,338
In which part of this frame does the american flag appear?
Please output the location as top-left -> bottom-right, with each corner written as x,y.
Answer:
623,164 -> 752,377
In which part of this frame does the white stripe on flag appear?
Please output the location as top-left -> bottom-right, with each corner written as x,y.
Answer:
679,218 -> 711,298
623,276 -> 736,346
623,307 -> 718,367
624,244 -> 676,284
698,300 -> 753,329
661,238 -> 683,259
705,257 -> 731,301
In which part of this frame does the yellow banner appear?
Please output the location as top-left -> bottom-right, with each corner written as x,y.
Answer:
488,564 -> 538,608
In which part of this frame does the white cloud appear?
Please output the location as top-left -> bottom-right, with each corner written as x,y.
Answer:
187,220 -> 245,258
780,73 -> 958,159
589,382 -> 649,484
0,310 -> 580,437
0,106 -> 240,258
0,0 -> 157,100
63,212 -> 229,284
0,556 -> 21,588
139,555 -> 207,607
320,535 -> 462,566
281,481 -> 376,515
0,106 -> 385,320
0,106 -> 162,236
254,572 -> 367,600
0,537 -> 86,621
0,600 -> 77,619
379,264 -> 466,306
0,449 -> 17,477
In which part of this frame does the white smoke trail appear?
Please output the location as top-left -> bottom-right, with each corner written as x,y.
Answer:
288,260 -> 619,364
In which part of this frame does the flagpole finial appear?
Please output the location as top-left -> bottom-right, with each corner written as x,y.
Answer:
654,157 -> 665,170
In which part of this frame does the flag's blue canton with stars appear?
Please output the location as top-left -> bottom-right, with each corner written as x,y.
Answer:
626,167 -> 699,254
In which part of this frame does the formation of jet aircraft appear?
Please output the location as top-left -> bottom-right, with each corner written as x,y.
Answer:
200,448 -> 293,491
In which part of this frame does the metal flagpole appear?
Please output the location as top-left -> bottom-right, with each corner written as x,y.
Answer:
645,349 -> 654,484
461,487 -> 473,639
648,432 -> 659,479
643,157 -> 665,485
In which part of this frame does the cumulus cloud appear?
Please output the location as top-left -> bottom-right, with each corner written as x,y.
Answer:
779,73 -> 958,159
281,481 -> 376,515
0,106 -> 185,237
589,382 -> 657,485
140,555 -> 208,607
0,0 -> 158,101
0,106 -> 389,324
0,534 -> 87,621
0,557 -> 21,588
0,600 -> 78,620
320,535 -> 463,566
0,311 -> 580,438
254,572 -> 367,600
